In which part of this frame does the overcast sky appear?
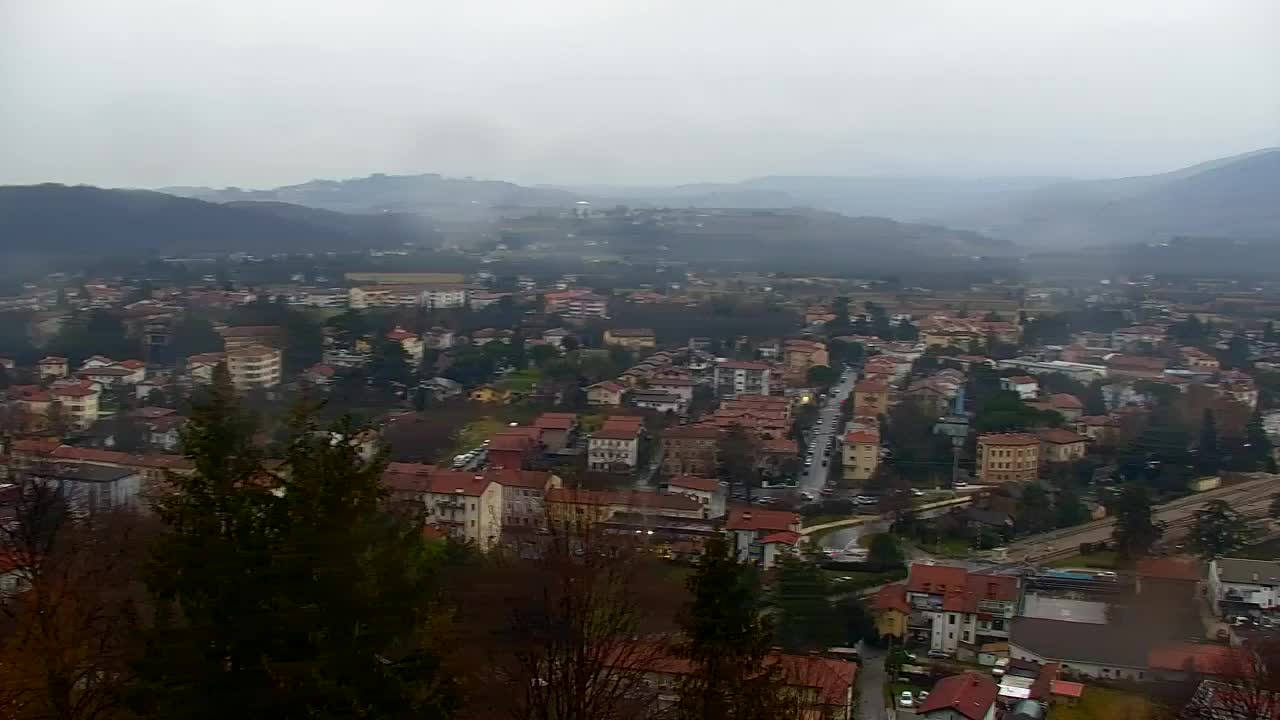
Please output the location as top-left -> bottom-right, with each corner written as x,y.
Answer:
1,0 -> 1277,189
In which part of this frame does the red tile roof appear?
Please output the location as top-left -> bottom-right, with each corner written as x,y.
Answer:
977,432 -> 1040,447
1147,644 -> 1241,674
845,430 -> 880,444
544,488 -> 702,512
1037,428 -> 1088,444
51,385 -> 97,398
725,508 -> 800,532
1136,557 -> 1200,582
1050,680 -> 1084,699
718,360 -> 772,370
917,673 -> 998,720
907,563 -> 969,595
591,428 -> 640,441
534,415 -> 576,430
1049,393 -> 1084,410
487,468 -> 554,490
668,475 -> 720,493
422,470 -> 493,497
874,584 -> 911,614
761,531 -> 801,546
487,434 -> 535,452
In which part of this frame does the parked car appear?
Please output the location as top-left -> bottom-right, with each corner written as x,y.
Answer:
916,691 -> 929,705
854,495 -> 878,505
799,491 -> 815,501
927,649 -> 951,660
820,487 -> 834,496
898,692 -> 915,708
911,488 -> 925,497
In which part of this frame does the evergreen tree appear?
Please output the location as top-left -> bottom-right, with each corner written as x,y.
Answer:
1054,486 -> 1090,528
368,336 -> 413,389
1112,483 -> 1165,562
674,537 -> 796,720
1198,409 -> 1221,474
1189,499 -> 1258,560
772,552 -> 839,652
1015,484 -> 1054,535
1245,408 -> 1275,472
866,532 -> 904,572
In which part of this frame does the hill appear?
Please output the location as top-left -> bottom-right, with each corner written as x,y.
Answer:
0,184 -> 437,257
952,148 -> 1280,246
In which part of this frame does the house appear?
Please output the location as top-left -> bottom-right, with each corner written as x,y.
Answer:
1002,376 -> 1039,400
603,328 -> 657,350
50,382 -> 101,428
852,381 -> 890,415
1048,680 -> 1085,707
1037,428 -> 1088,465
588,424 -> 642,472
1146,643 -> 1241,682
661,425 -> 720,477
873,584 -> 911,640
587,380 -> 626,406
629,389 -> 683,414
904,563 -> 1018,654
713,360 -> 773,398
841,430 -> 880,481
783,339 -> 829,372
1181,347 -> 1220,371
543,289 -> 608,320
1209,557 -> 1280,618
976,433 -> 1040,483
423,327 -> 456,350
532,413 -> 578,450
386,326 -> 424,365
226,345 -> 283,390
186,352 -> 225,383
383,466 -> 503,551
37,356 -> 68,379
219,324 -> 286,351
1047,393 -> 1084,421
665,475 -> 723,518
648,376 -> 696,406
724,508 -> 801,568
27,462 -> 142,514
1075,415 -> 1120,446
421,376 -> 463,400
485,433 -> 539,471
303,363 -> 337,386
488,467 -> 560,531
468,385 -> 510,403
917,673 -> 998,720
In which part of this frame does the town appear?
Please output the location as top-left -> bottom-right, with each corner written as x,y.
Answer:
3,250 -> 1280,720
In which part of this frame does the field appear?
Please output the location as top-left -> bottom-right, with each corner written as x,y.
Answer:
1053,687 -> 1159,720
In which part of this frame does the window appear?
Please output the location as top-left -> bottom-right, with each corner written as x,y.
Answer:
949,615 -> 956,625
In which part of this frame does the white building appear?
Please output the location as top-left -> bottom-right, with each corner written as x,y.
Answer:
385,327 -> 424,365
418,285 -> 470,309
587,427 -> 641,472
419,470 -> 503,550
50,382 -> 101,429
1209,557 -> 1280,618
713,360 -> 773,398
226,345 -> 283,390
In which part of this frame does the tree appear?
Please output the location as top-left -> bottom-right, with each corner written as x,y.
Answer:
772,553 -> 839,653
1245,408 -> 1276,472
368,336 -> 413,389
1198,409 -> 1221,474
673,536 -> 797,720
719,424 -> 760,496
1054,486 -> 1090,528
866,533 -> 904,572
47,310 -> 140,365
805,365 -> 838,389
1183,638 -> 1280,720
1015,484 -> 1054,535
166,314 -> 223,363
1189,499 -> 1258,559
1111,483 -> 1165,562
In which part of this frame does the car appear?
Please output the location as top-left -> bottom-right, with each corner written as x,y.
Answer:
799,491 -> 815,501
916,691 -> 929,705
911,488 -> 925,497
820,487 -> 834,496
952,480 -> 969,489
854,495 -> 877,505
927,649 -> 951,660
898,692 -> 914,708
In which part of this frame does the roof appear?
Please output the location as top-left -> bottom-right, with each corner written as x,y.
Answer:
220,325 -> 283,337
725,508 -> 800,532
854,381 -> 888,393
845,430 -> 880,444
487,434 -> 534,452
663,426 -> 722,440
918,673 -> 998,720
761,531 -> 801,546
1137,557 -> 1200,582
534,415 -> 576,430
1214,557 -> 1280,585
978,432 -> 1040,447
907,563 -> 969,595
386,327 -> 417,341
607,328 -> 655,337
51,385 -> 97,397
1147,644 -> 1241,674
1037,428 -> 1088,445
668,475 -> 720,492
486,468 -> 555,490
544,488 -> 702,512
1007,376 -> 1038,384
38,356 -> 67,364
589,380 -> 626,394
717,360 -> 772,370
1009,617 -> 1150,668
591,427 -> 641,441
1049,393 -> 1084,409
1050,680 -> 1085,699
422,470 -> 493,497
874,584 -> 911,614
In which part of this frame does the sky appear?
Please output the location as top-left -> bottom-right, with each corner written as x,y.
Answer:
1,0 -> 1278,189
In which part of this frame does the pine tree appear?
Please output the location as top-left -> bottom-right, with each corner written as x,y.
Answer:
1054,486 -> 1090,528
1189,499 -> 1258,560
1198,409 -> 1221,474
1112,483 -> 1165,562
772,552 -> 839,652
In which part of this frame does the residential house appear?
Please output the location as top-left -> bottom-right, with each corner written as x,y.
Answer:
852,381 -> 890,415
1209,557 -> 1280,618
724,508 -> 801,568
665,475 -> 723,518
1075,415 -> 1120,446
648,376 -> 696,406
603,328 -> 657,350
917,674 -> 998,720
1037,428 -> 1088,465
37,356 -> 68,379
588,424 -> 642,472
783,339 -> 829,372
541,328 -> 571,349
905,563 -> 1018,654
489,467 -> 560,530
485,433 -> 539,471
976,434 -> 1040,483
587,380 -> 626,406
543,289 -> 608,320
532,413 -> 578,450
841,430 -> 881,482
1047,393 -> 1084,421
383,466 -> 503,551
873,584 -> 911,640
386,326 -> 424,365
713,360 -> 773,398
50,382 -> 100,429
1180,347 -> 1220,371
661,425 -> 720,477
27,462 -> 142,514
423,326 -> 456,350
303,363 -> 337,386
1002,376 -> 1039,400
629,389 -> 683,414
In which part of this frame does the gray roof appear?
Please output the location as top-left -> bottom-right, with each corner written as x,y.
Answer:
1009,618 -> 1151,669
1214,558 -> 1280,586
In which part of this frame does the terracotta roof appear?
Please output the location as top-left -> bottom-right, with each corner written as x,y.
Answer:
1147,644 -> 1240,674
1007,376 -> 1037,384
761,531 -> 801,546
591,428 -> 640,441
854,381 -> 888,393
717,360 -> 772,370
1136,556 -> 1200,582
874,584 -> 911,614
1037,428 -> 1088,444
664,426 -> 722,440
918,673 -> 998,720
534,415 -> 576,430
422,470 -> 493,497
79,367 -> 135,377
487,468 -> 554,490
119,359 -> 146,369
725,508 -> 800,532
761,438 -> 798,454
845,430 -> 880,444
977,432 -> 1040,447
386,327 -> 416,341
1049,393 -> 1084,410
1079,414 -> 1119,427
907,563 -> 969,595
488,434 -> 534,452
1050,680 -> 1085,699
38,356 -> 67,364
51,385 -> 97,398
589,380 -> 626,393
668,475 -> 720,493
607,328 -> 655,337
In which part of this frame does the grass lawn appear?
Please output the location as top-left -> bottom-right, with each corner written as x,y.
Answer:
1049,550 -> 1119,570
821,568 -> 907,592
498,368 -> 542,393
1053,686 -> 1157,720
443,417 -> 507,460
917,537 -> 973,558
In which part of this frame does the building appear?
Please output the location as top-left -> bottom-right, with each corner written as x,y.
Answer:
37,356 -> 68,379
852,381 -> 890,415
904,563 -> 1018,654
532,413 -> 578,450
588,425 -> 642,472
423,327 -> 456,350
661,426 -> 720,477
603,328 -> 657,350
219,325 -> 286,351
49,382 -> 101,428
976,433 -> 1040,483
587,380 -> 626,407
1009,618 -> 1150,680
488,467 -> 560,530
724,508 -> 801,568
665,475 -> 723,518
1209,557 -> 1280,618
385,326 -> 424,365
27,462 -> 142,514
1002,376 -> 1039,400
629,389 -> 683,414
841,430 -> 881,482
713,360 -> 773,398
917,674 -> 998,720
543,289 -> 608,320
383,466 -> 503,550
226,345 -> 283,390
783,339 -> 830,372
873,584 -> 911,640
1037,428 -> 1088,465
543,488 -> 704,525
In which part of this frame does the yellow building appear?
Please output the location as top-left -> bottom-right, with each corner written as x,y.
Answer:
603,328 -> 657,350
842,430 -> 881,481
226,345 -> 283,390
873,585 -> 910,640
852,381 -> 890,416
976,433 -> 1040,483
468,385 -> 511,403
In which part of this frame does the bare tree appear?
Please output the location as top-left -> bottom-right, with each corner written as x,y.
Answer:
0,475 -> 153,720
447,514 -> 679,720
1182,638 -> 1280,720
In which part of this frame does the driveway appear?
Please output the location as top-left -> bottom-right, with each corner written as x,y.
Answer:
857,644 -> 890,720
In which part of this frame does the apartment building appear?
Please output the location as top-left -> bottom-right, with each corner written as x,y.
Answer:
903,563 -> 1018,654
783,339 -> 829,372
219,325 -> 286,351
661,425 -> 720,476
976,433 -> 1041,483
384,465 -> 503,550
588,419 -> 644,472
713,360 -> 773,398
603,328 -> 657,350
1209,557 -> 1280,618
226,345 -> 283,390
49,382 -> 101,428
37,356 -> 68,379
724,508 -> 802,568
385,326 -> 424,365
544,289 -> 608,320
852,381 -> 890,415
841,430 -> 881,481
1037,428 -> 1088,465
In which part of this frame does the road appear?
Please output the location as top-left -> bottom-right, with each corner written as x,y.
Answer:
799,368 -> 856,497
855,643 -> 889,720
1003,473 -> 1280,564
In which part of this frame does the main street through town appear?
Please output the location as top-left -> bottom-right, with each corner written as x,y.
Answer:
798,367 -> 856,497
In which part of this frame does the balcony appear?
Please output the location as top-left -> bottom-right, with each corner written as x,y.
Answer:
908,612 -> 933,629
436,499 -> 467,511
